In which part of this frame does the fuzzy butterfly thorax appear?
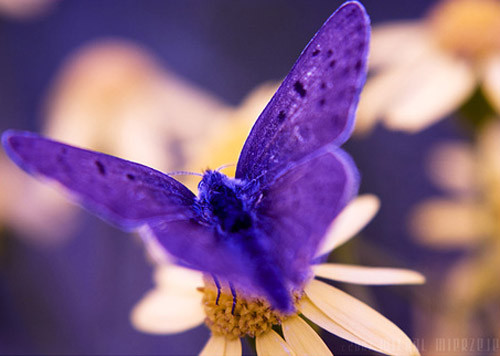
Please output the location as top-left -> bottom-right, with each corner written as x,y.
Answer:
196,170 -> 259,235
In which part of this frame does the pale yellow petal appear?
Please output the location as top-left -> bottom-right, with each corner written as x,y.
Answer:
384,53 -> 476,132
426,142 -> 476,195
482,53 -> 500,114
356,24 -> 434,136
130,286 -> 204,334
224,338 -> 242,356
369,22 -> 430,69
316,195 -> 380,257
355,67 -> 407,135
256,330 -> 296,356
313,264 -> 425,285
282,315 -> 332,356
200,335 -> 227,356
153,264 -> 204,290
300,297 -> 380,353
305,279 -> 420,356
410,199 -> 487,248
130,265 -> 204,334
477,121 -> 500,180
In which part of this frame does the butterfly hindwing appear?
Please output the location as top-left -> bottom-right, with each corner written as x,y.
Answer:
2,130 -> 197,230
256,146 -> 359,287
236,2 -> 369,184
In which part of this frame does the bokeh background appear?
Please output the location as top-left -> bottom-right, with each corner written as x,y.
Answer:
0,1 -> 476,355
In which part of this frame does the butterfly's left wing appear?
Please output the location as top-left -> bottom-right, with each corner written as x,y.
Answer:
2,130 -> 197,230
255,145 -> 359,287
236,2 -> 369,185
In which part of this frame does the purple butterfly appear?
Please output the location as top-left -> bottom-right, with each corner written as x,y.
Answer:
2,1 -> 369,313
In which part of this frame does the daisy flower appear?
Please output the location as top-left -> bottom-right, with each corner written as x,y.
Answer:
410,121 -> 500,350
411,120 -> 500,248
132,195 -> 424,356
356,0 -> 500,134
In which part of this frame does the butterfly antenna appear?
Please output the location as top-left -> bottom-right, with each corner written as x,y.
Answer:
166,170 -> 203,177
212,274 -> 222,305
230,283 -> 237,315
216,163 -> 236,173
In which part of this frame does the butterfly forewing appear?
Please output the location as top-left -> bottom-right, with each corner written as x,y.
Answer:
236,2 -> 369,184
2,130 -> 197,230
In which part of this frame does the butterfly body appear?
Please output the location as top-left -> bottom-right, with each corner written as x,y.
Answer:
1,2 -> 370,313
195,170 -> 294,311
196,170 -> 257,235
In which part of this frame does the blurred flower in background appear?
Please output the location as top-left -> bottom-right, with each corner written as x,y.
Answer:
0,0 -> 57,20
44,40 -> 229,173
133,195 -> 424,356
411,121 -> 500,352
1,40 -> 230,244
356,0 -> 500,134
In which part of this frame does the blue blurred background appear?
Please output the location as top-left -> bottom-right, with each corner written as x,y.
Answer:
0,1 -> 459,355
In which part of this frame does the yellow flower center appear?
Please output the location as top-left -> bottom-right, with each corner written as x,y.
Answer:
429,0 -> 500,60
200,276 -> 301,339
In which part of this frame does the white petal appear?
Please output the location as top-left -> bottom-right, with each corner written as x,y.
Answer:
384,53 -> 476,132
130,265 -> 205,334
224,338 -> 242,356
426,142 -> 476,195
200,335 -> 227,356
282,315 -> 332,356
313,264 -> 425,285
369,22 -> 431,69
130,287 -> 205,334
482,53 -> 500,114
410,199 -> 487,248
300,297 -> 379,353
153,264 -> 204,290
256,330 -> 296,356
355,67 -> 408,135
356,23 -> 434,136
316,195 -> 380,257
305,279 -> 420,356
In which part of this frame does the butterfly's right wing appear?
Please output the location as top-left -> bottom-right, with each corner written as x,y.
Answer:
236,2 -> 369,185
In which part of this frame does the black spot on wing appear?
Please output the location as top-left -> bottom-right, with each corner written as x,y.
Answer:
312,49 -> 320,57
126,173 -> 136,181
278,110 -> 286,123
326,49 -> 333,58
354,59 -> 362,72
293,81 -> 307,98
95,160 -> 106,175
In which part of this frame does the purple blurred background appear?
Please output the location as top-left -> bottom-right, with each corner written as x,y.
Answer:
0,1 -> 460,355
